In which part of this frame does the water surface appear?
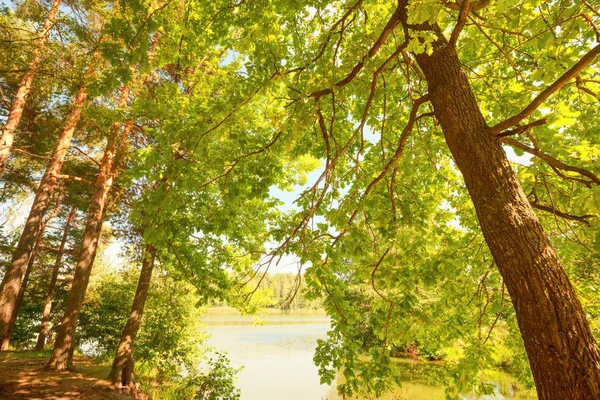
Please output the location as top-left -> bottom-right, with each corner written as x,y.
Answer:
203,312 -> 536,400
205,313 -> 333,399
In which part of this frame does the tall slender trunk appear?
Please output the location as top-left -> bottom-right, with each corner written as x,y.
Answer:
0,0 -> 62,180
0,69 -> 93,345
396,2 -> 600,397
0,205 -> 58,350
46,85 -> 132,371
35,206 -> 76,351
108,245 -> 157,386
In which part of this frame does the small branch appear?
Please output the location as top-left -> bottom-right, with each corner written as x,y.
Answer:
309,7 -> 403,99
530,200 -> 595,226
501,138 -> 600,186
445,0 -> 489,12
449,0 -> 471,47
495,118 -> 547,138
345,95 -> 431,226
469,15 -> 525,82
371,248 -> 395,304
491,44 -> 600,134
70,146 -> 101,167
308,0 -> 365,67
198,130 -> 284,189
582,0 -> 600,19
58,174 -> 93,185
576,75 -> 600,102
11,148 -> 50,160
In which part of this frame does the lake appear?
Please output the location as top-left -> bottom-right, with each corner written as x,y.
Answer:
203,312 -> 536,400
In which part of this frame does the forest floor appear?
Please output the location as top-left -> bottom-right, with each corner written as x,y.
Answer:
0,351 -> 140,399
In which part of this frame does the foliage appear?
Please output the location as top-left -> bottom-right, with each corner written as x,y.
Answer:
185,352 -> 242,400
1,0 -> 600,398
79,263 -> 206,379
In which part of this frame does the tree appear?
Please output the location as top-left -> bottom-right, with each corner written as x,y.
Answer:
227,0 -> 600,397
401,6 -> 600,396
35,205 -> 77,351
0,0 -> 62,179
0,64 -> 96,345
108,244 -> 155,386
0,198 -> 61,349
46,83 -> 133,370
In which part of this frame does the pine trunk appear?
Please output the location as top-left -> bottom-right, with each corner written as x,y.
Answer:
108,245 -> 157,386
0,205 -> 57,350
0,75 -> 92,345
35,206 -> 76,351
46,86 -> 131,371
0,0 -> 62,179
397,3 -> 600,397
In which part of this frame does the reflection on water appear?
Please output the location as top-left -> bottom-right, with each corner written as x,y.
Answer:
203,313 -> 536,400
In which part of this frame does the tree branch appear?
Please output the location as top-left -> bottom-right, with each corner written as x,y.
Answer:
496,118 -> 547,138
530,200 -> 595,226
501,137 -> 600,186
346,95 -> 431,226
309,6 -> 403,99
491,44 -> 600,134
449,0 -> 471,47
58,174 -> 93,185
576,75 -> 600,102
445,0 -> 489,12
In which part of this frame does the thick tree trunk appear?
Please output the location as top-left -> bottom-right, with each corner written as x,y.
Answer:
108,245 -> 157,386
35,206 -> 76,351
0,0 -> 62,180
46,86 -> 131,371
396,3 -> 600,398
0,73 -> 92,346
0,206 -> 57,350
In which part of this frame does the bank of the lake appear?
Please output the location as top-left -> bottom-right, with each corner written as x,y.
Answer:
204,309 -> 537,400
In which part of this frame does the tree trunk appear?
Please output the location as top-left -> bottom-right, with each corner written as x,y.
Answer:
396,3 -> 600,397
35,206 -> 76,351
108,245 -> 157,386
0,0 -> 62,180
0,71 -> 93,346
0,205 -> 58,350
46,86 -> 132,371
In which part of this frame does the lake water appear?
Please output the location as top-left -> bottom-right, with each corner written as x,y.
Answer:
203,312 -> 536,400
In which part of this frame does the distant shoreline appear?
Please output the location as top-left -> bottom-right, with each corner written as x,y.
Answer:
207,306 -> 327,316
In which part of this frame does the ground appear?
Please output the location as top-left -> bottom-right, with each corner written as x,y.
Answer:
0,351 -> 140,400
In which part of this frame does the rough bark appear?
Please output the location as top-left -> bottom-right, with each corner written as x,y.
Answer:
0,0 -> 62,180
0,206 -> 58,350
396,2 -> 600,397
0,71 -> 93,345
35,206 -> 76,351
46,86 -> 132,371
108,245 -> 157,386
